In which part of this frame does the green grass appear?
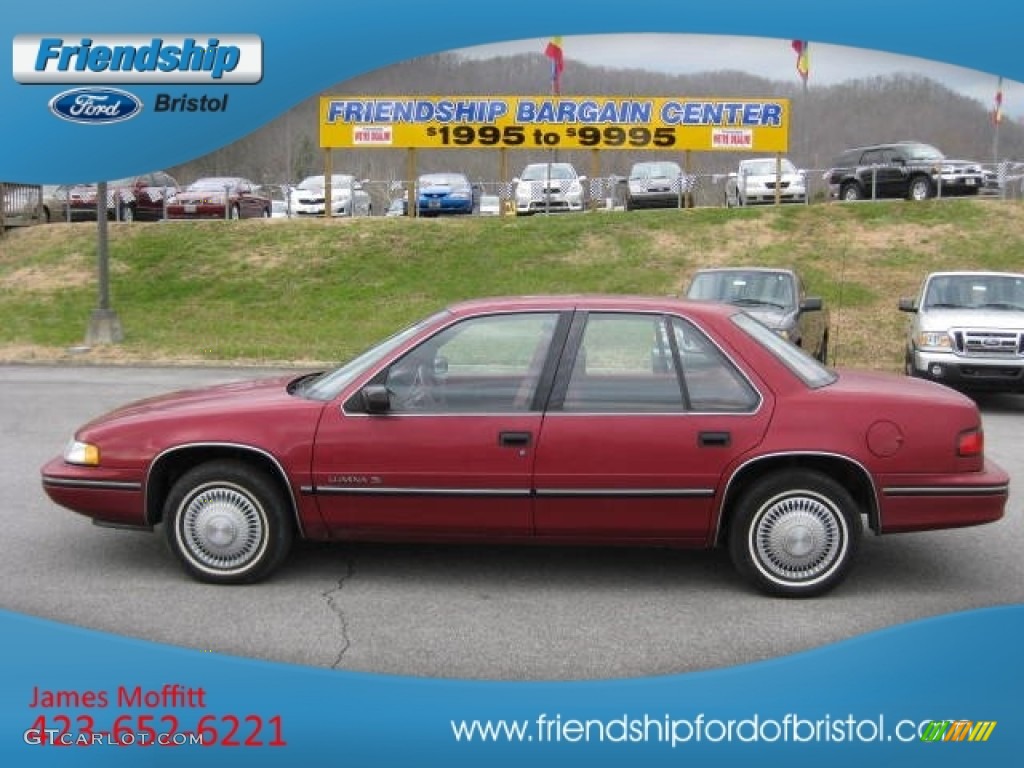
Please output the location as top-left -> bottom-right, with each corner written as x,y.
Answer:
2,199 -> 1024,369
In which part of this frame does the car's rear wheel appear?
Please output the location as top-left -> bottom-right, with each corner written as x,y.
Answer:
163,460 -> 293,584
728,470 -> 861,597
908,176 -> 933,201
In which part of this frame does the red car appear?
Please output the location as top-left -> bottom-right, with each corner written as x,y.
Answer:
40,296 -> 1008,596
67,171 -> 180,222
166,177 -> 272,220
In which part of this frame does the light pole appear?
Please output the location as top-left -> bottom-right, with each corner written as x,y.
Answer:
85,180 -> 123,345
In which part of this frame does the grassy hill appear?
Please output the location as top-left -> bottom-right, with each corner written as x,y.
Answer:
3,200 -> 1023,370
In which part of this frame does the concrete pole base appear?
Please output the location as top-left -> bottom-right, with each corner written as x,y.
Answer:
85,308 -> 124,345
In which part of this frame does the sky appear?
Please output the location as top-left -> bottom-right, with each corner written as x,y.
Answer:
455,34 -> 1019,120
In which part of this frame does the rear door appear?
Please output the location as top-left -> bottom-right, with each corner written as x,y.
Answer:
532,311 -> 772,541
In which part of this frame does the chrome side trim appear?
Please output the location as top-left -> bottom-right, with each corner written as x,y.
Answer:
536,488 -> 715,498
314,486 -> 530,497
42,476 -> 142,491
146,443 -> 305,537
882,484 -> 1009,497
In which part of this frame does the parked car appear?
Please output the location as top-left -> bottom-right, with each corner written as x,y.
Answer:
725,157 -> 807,207
825,142 -> 985,201
41,295 -> 1006,597
385,197 -> 409,217
686,267 -> 829,362
513,162 -> 586,215
40,185 -> 72,223
478,194 -> 501,216
165,177 -> 271,220
416,172 -> 476,216
623,160 -> 689,210
67,171 -> 180,222
289,174 -> 372,217
899,271 -> 1024,392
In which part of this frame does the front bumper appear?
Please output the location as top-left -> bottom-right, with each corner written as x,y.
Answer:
909,348 -> 1024,390
41,456 -> 148,528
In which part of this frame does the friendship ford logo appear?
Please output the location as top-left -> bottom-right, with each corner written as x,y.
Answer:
49,88 -> 143,125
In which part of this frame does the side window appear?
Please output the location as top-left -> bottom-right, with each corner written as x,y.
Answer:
563,313 -> 685,413
672,317 -> 759,412
383,312 -> 559,413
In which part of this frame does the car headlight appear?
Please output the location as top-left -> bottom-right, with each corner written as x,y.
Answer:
917,331 -> 952,350
64,439 -> 100,466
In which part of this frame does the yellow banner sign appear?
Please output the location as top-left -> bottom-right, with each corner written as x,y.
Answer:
320,96 -> 790,152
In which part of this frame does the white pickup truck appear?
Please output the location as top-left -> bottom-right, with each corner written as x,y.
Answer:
899,271 -> 1024,392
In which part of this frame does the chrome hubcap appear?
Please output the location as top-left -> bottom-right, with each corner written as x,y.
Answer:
181,484 -> 265,572
753,492 -> 844,584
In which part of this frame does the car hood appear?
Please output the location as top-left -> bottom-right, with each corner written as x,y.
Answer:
734,305 -> 792,329
919,308 -> 1024,329
81,375 -> 301,430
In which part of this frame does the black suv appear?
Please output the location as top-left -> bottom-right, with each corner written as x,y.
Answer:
826,142 -> 985,201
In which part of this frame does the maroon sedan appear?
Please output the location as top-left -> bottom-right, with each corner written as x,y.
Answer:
165,177 -> 271,220
40,297 -> 1008,596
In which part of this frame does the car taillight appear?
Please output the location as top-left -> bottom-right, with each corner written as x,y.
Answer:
957,428 -> 984,457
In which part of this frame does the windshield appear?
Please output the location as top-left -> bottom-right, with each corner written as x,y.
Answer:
741,159 -> 798,176
521,164 -> 575,181
420,174 -> 468,187
924,274 -> 1024,310
297,175 -> 354,191
189,178 -> 236,190
630,162 -> 680,180
901,143 -> 944,162
688,271 -> 795,310
733,312 -> 835,388
297,311 -> 449,400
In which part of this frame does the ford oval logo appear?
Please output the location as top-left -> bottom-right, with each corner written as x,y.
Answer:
48,88 -> 143,125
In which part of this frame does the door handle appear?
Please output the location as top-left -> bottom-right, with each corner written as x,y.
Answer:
698,431 -> 731,447
499,431 -> 532,447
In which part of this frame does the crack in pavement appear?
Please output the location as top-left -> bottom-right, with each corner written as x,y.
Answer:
321,556 -> 356,668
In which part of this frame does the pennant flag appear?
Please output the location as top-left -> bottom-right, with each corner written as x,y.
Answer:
791,40 -> 809,83
993,76 -> 1004,124
544,36 -> 564,95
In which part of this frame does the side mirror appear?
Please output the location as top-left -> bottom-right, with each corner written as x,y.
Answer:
578,175 -> 588,182
898,297 -> 917,313
800,297 -> 823,312
361,385 -> 392,413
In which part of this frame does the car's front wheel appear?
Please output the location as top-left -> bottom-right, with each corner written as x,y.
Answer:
840,182 -> 863,202
908,176 -> 933,201
728,470 -> 861,597
163,460 -> 294,584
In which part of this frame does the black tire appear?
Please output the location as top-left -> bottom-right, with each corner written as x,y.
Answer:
262,207 -> 271,218
728,470 -> 861,597
908,176 -> 933,201
840,182 -> 863,202
817,333 -> 829,364
230,205 -> 241,220
163,460 -> 294,584
120,204 -> 135,222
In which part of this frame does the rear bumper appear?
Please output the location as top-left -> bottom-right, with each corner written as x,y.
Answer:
877,460 -> 1009,533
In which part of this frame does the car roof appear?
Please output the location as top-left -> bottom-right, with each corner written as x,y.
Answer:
692,266 -> 795,277
445,294 -> 740,319
925,270 -> 1024,279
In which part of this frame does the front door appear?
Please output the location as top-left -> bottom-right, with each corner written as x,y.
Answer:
311,311 -> 566,537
